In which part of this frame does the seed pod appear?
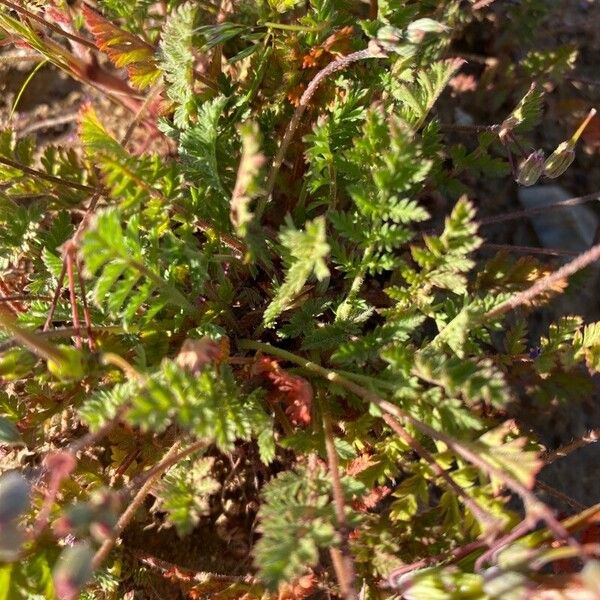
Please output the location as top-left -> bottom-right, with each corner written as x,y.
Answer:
53,542 -> 95,600
0,471 -> 30,525
543,141 -> 575,179
516,150 -> 545,186
544,108 -> 597,179
406,18 -> 448,44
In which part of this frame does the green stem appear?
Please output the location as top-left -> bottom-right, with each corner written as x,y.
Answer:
9,59 -> 48,120
261,21 -> 323,32
127,258 -> 196,314
0,307 -> 65,363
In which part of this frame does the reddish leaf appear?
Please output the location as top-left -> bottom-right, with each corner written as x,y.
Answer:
352,485 -> 392,513
252,357 -> 313,426
82,5 -> 160,90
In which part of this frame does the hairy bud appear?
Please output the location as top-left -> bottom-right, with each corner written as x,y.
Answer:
544,108 -> 597,179
516,150 -> 545,186
406,18 -> 448,43
0,471 -> 30,525
543,141 -> 575,179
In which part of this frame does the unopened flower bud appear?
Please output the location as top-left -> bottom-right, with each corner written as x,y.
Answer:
544,108 -> 596,179
543,141 -> 575,179
406,18 -> 448,44
516,150 -> 545,186
0,471 -> 30,525
53,542 -> 95,600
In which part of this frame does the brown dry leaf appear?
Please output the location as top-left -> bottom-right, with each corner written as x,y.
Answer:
252,357 -> 313,425
176,337 -> 227,374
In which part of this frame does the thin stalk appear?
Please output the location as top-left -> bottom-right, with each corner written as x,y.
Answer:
382,414 -> 502,533
9,58 -> 48,120
482,243 -> 578,258
92,442 -> 183,570
261,21 -> 323,32
485,242 -> 600,319
0,0 -> 98,51
323,411 -> 359,600
478,191 -> 600,227
543,428 -> 600,465
257,48 -> 377,219
0,306 -> 65,363
337,245 -> 373,321
0,156 -> 96,193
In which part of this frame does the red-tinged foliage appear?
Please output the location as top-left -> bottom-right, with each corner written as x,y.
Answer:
252,357 -> 313,426
81,5 -> 160,90
301,26 -> 355,69
352,485 -> 392,513
346,453 -> 379,476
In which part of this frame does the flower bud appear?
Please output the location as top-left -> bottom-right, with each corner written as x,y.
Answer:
0,471 -> 30,525
53,542 -> 95,600
516,150 -> 545,186
543,108 -> 596,179
543,141 -> 575,178
406,18 -> 448,44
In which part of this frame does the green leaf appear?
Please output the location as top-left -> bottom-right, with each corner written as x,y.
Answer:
159,2 -> 198,128
263,216 -> 330,326
254,468 -> 338,588
156,457 -> 220,537
0,416 -> 24,447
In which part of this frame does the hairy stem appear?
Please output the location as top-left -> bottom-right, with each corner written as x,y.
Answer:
0,156 -> 96,193
485,241 -> 600,319
257,48 -> 377,219
323,411 -> 359,600
92,442 -> 183,570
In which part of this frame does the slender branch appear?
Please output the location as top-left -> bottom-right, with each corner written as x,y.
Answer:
485,242 -> 600,319
384,540 -> 486,588
382,414 -> 501,533
43,261 -> 66,331
92,441 -> 183,570
65,248 -> 82,349
543,428 -> 600,465
479,192 -> 600,227
0,306 -> 65,363
19,112 -> 79,136
323,411 -> 359,600
0,156 -> 96,193
0,294 -> 51,303
0,324 -> 145,352
535,480 -> 587,512
482,243 -> 578,258
257,48 -> 377,218
439,122 -> 496,134
121,82 -> 163,148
